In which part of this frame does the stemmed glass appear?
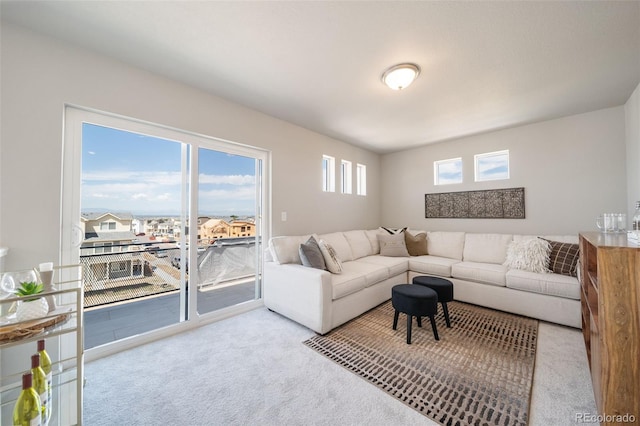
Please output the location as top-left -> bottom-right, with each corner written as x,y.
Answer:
0,269 -> 39,323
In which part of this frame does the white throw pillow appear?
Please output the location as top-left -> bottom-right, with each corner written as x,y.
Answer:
503,238 -> 551,273
318,239 -> 343,274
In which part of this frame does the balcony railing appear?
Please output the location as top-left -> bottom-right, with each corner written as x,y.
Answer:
80,237 -> 257,309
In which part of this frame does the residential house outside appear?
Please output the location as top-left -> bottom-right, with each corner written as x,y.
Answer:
81,212 -> 147,295
200,218 -> 255,244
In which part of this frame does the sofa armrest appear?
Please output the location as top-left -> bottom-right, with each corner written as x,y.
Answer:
263,262 -> 333,334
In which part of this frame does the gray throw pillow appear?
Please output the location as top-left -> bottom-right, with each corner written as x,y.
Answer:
377,233 -> 410,257
299,236 -> 327,270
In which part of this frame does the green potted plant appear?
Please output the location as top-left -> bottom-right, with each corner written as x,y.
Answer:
15,281 -> 49,321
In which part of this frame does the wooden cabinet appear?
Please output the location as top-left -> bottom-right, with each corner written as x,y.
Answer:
579,233 -> 639,424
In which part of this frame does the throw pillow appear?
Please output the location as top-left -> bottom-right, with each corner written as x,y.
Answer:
318,239 -> 343,274
540,238 -> 580,277
299,236 -> 326,270
380,226 -> 407,235
378,233 -> 410,257
503,238 -> 550,273
405,232 -> 428,256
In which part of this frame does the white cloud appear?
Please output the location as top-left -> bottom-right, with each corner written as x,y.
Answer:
198,174 -> 255,185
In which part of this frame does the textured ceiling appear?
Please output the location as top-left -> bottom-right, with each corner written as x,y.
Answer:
2,1 -> 639,153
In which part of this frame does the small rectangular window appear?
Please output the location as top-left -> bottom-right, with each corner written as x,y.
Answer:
475,150 -> 509,182
434,158 -> 463,185
341,160 -> 352,194
356,164 -> 367,196
322,155 -> 336,192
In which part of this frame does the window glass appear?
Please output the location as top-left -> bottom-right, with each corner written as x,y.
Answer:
475,150 -> 509,181
322,155 -> 335,192
434,158 -> 463,185
356,164 -> 367,196
341,160 -> 352,194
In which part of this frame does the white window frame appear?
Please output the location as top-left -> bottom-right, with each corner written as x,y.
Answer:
322,155 -> 335,192
356,163 -> 367,196
100,221 -> 116,231
62,105 -> 270,360
341,160 -> 352,194
474,150 -> 510,182
434,157 -> 463,185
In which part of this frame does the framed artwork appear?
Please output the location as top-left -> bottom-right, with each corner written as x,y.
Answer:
425,187 -> 525,219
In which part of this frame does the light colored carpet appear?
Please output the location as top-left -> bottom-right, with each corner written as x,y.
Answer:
84,306 -> 597,425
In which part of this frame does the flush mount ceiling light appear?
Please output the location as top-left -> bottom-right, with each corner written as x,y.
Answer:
381,63 -> 420,90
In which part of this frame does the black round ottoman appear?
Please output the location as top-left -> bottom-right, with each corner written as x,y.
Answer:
413,276 -> 454,327
391,284 -> 439,344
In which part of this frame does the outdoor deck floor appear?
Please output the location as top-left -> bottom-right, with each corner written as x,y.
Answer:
84,282 -> 256,349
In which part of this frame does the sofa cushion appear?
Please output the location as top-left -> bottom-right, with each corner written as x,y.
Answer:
269,235 -> 311,264
318,239 -> 343,274
318,232 -> 354,262
506,269 -> 580,300
427,232 -> 465,260
365,229 -> 382,254
340,260 -> 389,288
540,238 -> 580,277
405,232 -> 428,256
343,230 -> 374,260
463,233 -> 513,264
299,236 -> 326,270
409,255 -> 459,277
503,238 -> 550,273
451,261 -> 508,287
378,233 -> 410,257
357,255 -> 409,277
331,269 -> 366,300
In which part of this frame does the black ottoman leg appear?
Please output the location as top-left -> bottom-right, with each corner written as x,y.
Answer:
442,302 -> 451,328
429,315 -> 440,341
406,315 -> 412,344
393,310 -> 399,330
416,316 -> 422,327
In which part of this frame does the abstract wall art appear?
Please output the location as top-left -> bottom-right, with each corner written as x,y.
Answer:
425,187 -> 525,219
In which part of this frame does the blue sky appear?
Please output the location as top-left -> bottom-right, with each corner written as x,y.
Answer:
81,123 -> 256,216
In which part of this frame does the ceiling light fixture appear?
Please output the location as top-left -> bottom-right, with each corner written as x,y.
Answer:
381,63 -> 420,90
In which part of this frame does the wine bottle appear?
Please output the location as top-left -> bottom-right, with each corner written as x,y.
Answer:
12,372 -> 42,426
31,354 -> 49,425
37,340 -> 52,423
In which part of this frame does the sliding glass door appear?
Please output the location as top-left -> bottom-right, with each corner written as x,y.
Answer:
195,148 -> 262,315
62,107 -> 268,353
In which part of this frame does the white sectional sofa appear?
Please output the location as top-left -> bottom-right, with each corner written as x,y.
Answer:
264,229 -> 581,334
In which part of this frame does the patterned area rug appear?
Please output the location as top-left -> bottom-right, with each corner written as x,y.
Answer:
304,301 -> 538,426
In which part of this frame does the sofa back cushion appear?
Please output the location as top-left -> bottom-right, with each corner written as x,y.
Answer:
269,235 -> 312,264
427,232 -> 465,260
365,229 -> 383,254
463,233 -> 513,264
317,232 -> 354,262
343,230 -> 374,259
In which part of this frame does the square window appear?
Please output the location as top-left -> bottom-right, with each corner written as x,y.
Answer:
434,158 -> 463,185
475,150 -> 509,182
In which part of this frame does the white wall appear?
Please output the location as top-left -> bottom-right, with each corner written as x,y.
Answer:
381,107 -> 627,235
0,22 -> 381,271
626,83 -> 640,221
